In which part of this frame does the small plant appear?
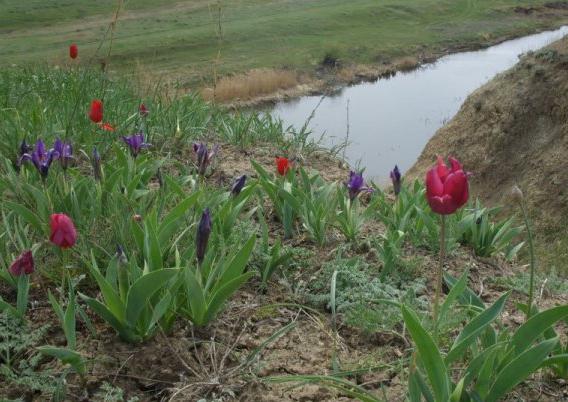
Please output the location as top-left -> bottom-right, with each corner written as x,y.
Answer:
256,210 -> 293,285
0,250 -> 34,318
80,248 -> 179,343
457,199 -> 524,259
292,169 -> 337,246
177,235 -> 256,326
38,285 -> 86,376
403,270 -> 568,402
335,186 -> 374,242
253,160 -> 298,238
375,228 -> 406,279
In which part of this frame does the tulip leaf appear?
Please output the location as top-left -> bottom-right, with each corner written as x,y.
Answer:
446,291 -> 510,364
401,305 -> 451,402
125,269 -> 178,326
88,255 -> 125,320
143,219 -> 163,271
79,293 -> 134,342
511,305 -> 568,355
4,201 -> 44,233
220,235 -> 256,285
37,346 -> 86,375
485,337 -> 559,402
158,192 -> 199,245
438,268 -> 468,325
205,272 -> 254,324
184,268 -> 207,325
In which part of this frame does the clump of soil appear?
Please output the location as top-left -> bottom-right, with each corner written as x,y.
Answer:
408,36 -> 568,268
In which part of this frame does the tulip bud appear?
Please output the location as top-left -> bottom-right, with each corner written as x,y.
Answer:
511,185 -> 524,203
92,147 -> 102,181
9,250 -> 34,276
231,175 -> 247,196
196,208 -> 212,264
390,165 -> 402,196
69,43 -> 78,59
139,103 -> 149,118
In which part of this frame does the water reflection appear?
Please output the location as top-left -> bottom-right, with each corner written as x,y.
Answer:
272,26 -> 568,183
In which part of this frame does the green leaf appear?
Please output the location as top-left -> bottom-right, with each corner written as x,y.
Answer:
205,272 -> 254,323
485,337 -> 559,402
511,305 -> 568,355
16,274 -> 29,316
4,201 -> 44,233
450,378 -> 465,402
446,292 -> 510,364
220,235 -> 256,285
64,288 -> 76,350
158,193 -> 199,245
125,269 -> 178,326
439,269 -> 468,324
444,272 -> 485,309
79,293 -> 136,343
143,220 -> 163,271
183,268 -> 207,325
88,255 -> 125,320
401,305 -> 451,402
37,347 -> 86,375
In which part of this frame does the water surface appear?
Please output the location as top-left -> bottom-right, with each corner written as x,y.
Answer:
271,26 -> 568,183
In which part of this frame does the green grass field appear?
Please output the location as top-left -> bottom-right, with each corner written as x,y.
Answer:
2,0 -> 568,86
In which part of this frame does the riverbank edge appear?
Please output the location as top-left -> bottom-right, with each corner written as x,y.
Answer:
220,22 -> 568,109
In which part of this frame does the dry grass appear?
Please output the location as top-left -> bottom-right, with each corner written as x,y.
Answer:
201,69 -> 298,102
395,56 -> 420,71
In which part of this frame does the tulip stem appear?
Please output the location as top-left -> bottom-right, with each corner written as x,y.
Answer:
433,215 -> 446,341
519,200 -> 536,319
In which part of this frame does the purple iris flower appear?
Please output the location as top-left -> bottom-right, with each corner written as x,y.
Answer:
21,140 -> 57,180
53,138 -> 73,170
231,175 -> 247,196
196,208 -> 212,263
346,171 -> 370,200
122,132 -> 150,157
390,165 -> 401,196
92,147 -> 102,181
20,139 -> 32,157
193,142 -> 219,176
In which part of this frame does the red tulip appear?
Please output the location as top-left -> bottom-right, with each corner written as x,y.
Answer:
89,99 -> 103,123
425,156 -> 469,215
69,43 -> 78,59
9,250 -> 34,276
139,103 -> 149,117
50,213 -> 77,249
275,157 -> 291,176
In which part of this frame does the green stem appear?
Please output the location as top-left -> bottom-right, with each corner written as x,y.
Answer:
433,215 -> 446,340
519,201 -> 536,319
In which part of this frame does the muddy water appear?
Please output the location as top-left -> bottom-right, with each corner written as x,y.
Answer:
271,26 -> 568,183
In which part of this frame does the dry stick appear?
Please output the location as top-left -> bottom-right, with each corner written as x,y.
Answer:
519,198 -> 537,319
342,99 -> 350,164
433,214 -> 446,340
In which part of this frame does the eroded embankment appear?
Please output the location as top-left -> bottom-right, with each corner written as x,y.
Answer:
408,36 -> 568,269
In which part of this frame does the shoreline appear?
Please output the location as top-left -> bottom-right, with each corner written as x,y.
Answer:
221,22 -> 568,109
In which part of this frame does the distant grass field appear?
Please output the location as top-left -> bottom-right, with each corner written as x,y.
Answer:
2,0 -> 568,86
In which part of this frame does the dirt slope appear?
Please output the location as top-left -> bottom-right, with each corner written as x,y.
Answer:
408,36 -> 568,269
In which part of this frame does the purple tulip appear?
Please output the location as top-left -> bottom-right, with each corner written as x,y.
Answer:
231,175 -> 247,196
20,140 -> 57,180
122,132 -> 150,157
53,138 -> 73,170
193,142 -> 219,176
92,147 -> 102,181
196,208 -> 212,263
390,165 -> 401,195
346,171 -> 370,200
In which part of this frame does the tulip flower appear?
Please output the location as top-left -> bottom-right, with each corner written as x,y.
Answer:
193,142 -> 219,176
425,156 -> 469,339
9,250 -> 34,276
139,103 -> 149,117
50,213 -> 77,249
122,132 -> 150,158
345,171 -> 370,200
20,140 -> 57,180
69,44 -> 78,59
275,157 -> 291,176
231,175 -> 247,196
390,165 -> 402,196
92,147 -> 102,181
89,99 -> 103,123
53,138 -> 73,170
425,156 -> 469,215
196,208 -> 212,263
